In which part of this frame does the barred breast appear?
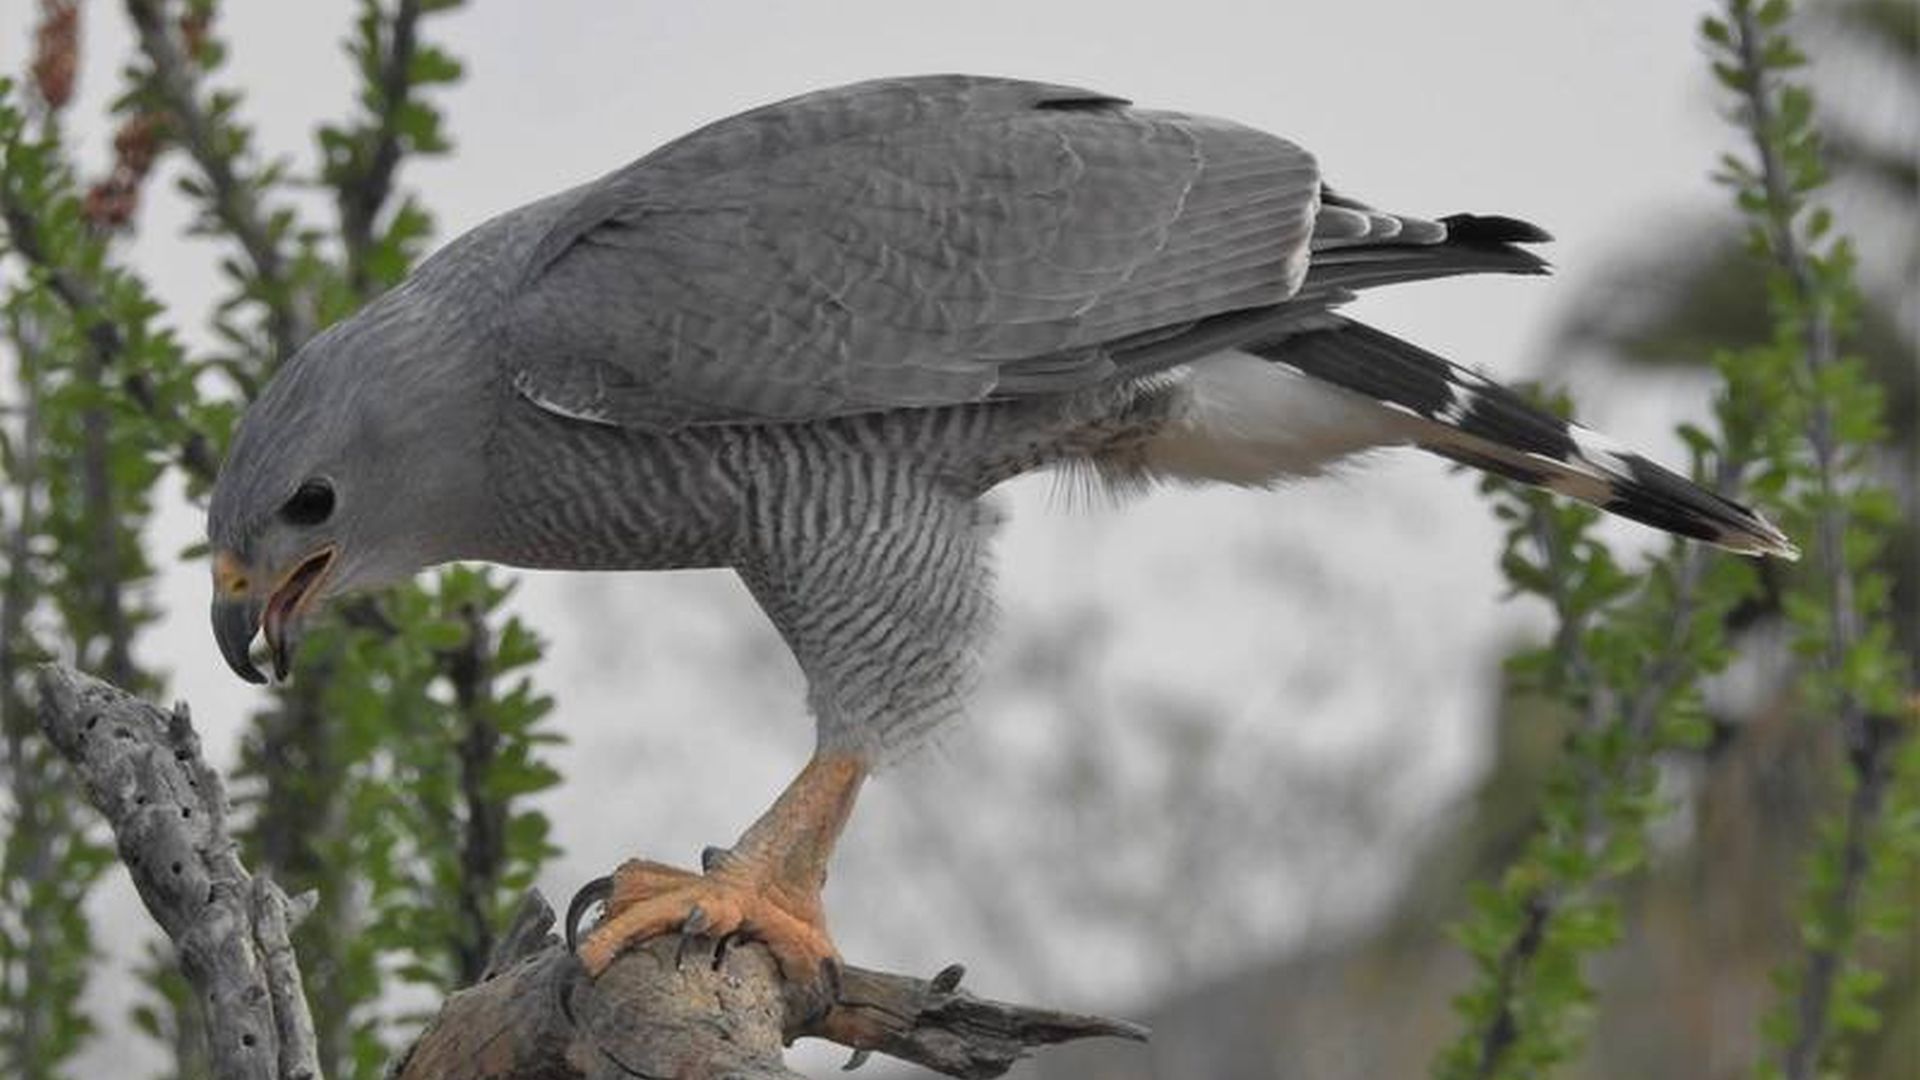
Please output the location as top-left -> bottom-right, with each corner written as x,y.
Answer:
478,383 -> 1167,755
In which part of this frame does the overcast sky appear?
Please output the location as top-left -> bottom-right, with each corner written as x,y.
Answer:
1,1 -> 1746,1074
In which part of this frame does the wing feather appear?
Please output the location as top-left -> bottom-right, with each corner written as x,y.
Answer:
501,75 -> 1320,430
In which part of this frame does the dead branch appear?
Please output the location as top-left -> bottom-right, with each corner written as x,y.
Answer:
34,664 -> 321,1080
395,891 -> 1145,1080
36,665 -> 1144,1079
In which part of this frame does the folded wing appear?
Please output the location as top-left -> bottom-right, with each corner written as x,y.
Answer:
501,75 -> 1321,430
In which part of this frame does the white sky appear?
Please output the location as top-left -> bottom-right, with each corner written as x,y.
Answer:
0,1 -> 1746,1075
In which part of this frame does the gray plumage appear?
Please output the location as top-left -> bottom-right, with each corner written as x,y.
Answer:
208,74 -> 1796,757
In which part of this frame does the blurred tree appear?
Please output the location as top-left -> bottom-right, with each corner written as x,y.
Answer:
1555,0 -> 1916,659
1,3 -> 185,1072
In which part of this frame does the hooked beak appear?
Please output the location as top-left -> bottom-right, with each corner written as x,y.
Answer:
213,593 -> 269,683
211,546 -> 337,684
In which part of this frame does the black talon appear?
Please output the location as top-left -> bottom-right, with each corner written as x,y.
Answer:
700,845 -> 733,873
565,875 -> 614,953
676,904 -> 712,970
842,1048 -> 871,1071
930,963 -> 964,993
711,929 -> 743,971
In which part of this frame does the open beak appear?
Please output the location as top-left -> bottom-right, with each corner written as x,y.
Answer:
211,547 -> 336,684
212,593 -> 269,683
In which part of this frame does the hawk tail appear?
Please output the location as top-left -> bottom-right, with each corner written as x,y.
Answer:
1253,320 -> 1799,559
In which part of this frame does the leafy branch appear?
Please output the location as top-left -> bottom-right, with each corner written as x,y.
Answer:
123,0 -> 314,360
1437,449 -> 1759,1079
1439,2 -> 1915,1077
0,161 -> 221,487
1702,2 -> 1917,1076
0,14 -> 191,1063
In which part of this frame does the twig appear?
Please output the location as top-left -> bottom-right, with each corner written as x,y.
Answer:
1729,6 -> 1861,741
446,601 -> 506,986
809,962 -> 1149,1078
123,0 -> 312,357
34,665 -> 322,1080
338,0 -> 423,296
253,881 -> 324,1080
1785,712 -> 1901,1078
1466,510 -> 1600,1079
1470,460 -> 1748,1078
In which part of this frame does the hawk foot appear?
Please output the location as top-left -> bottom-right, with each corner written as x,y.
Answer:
571,753 -> 866,992
575,854 -> 839,985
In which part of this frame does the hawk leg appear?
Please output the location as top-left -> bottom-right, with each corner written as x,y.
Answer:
576,752 -> 865,985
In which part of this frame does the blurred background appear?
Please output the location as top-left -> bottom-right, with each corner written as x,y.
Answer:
0,1 -> 1913,1077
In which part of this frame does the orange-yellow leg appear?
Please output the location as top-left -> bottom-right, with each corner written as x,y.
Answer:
575,753 -> 866,984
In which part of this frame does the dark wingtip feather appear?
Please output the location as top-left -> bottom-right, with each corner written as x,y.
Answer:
1602,452 -> 1800,560
1439,213 -> 1554,245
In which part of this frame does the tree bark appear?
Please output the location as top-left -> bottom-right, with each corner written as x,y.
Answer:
35,665 -> 1145,1080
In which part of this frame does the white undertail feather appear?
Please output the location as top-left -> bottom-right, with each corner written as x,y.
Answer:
1136,350 -> 1412,486
1121,345 -> 1799,561
1247,318 -> 1799,560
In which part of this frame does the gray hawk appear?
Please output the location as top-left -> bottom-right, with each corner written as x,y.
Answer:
208,75 -> 1795,990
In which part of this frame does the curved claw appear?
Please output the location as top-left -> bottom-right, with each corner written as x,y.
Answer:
674,904 -> 715,970
565,874 -> 614,954
712,929 -> 745,971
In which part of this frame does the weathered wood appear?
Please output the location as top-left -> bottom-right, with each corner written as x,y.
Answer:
394,896 -> 1146,1080
35,664 -> 321,1080
807,963 -> 1149,1078
397,932 -> 804,1080
38,665 -> 1145,1079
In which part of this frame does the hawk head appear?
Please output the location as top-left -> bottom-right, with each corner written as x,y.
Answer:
206,296 -> 490,682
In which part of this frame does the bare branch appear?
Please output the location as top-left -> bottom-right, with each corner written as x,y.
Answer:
34,665 -> 321,1080
37,667 -> 1139,1079
446,601 -> 506,986
253,880 -> 324,1080
396,894 -> 1145,1080
808,962 -> 1149,1077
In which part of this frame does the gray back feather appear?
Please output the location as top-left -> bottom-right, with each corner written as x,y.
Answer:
498,74 -> 1321,431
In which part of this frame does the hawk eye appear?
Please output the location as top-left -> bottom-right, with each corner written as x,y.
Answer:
280,479 -> 335,526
